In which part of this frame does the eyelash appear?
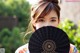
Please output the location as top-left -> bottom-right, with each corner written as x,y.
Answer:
37,19 -> 56,22
51,20 -> 56,22
38,19 -> 44,22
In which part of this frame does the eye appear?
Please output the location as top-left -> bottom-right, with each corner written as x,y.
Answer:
37,19 -> 45,22
51,19 -> 56,22
39,19 -> 44,22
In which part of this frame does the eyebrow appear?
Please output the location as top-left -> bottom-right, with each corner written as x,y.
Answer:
38,17 -> 56,19
38,17 -> 44,19
51,17 -> 56,19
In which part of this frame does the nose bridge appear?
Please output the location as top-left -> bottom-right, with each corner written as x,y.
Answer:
44,21 -> 50,26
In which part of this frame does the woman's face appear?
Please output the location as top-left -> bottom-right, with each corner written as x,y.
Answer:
34,10 -> 60,30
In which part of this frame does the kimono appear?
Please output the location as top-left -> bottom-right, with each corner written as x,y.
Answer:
15,43 -> 78,53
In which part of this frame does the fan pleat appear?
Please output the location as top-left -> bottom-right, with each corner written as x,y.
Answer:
29,26 -> 70,53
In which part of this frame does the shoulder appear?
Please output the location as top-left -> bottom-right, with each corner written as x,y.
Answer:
15,43 -> 29,53
70,44 -> 78,53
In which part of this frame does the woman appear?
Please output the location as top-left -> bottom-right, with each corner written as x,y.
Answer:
15,0 -> 78,53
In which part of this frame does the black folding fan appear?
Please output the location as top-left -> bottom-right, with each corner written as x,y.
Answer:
29,26 -> 70,53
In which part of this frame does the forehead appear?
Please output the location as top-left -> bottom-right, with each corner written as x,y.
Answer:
46,10 -> 57,17
39,9 -> 58,18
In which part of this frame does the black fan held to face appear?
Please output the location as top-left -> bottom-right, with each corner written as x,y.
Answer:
29,26 -> 70,53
